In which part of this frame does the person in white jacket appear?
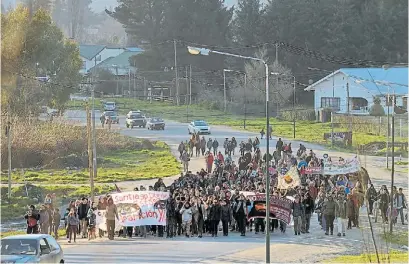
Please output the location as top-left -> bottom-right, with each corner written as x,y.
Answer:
180,201 -> 193,237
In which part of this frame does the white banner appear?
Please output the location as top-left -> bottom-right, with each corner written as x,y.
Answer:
110,191 -> 169,226
323,158 -> 360,175
95,210 -> 121,231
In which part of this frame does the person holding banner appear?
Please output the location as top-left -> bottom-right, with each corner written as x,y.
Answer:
105,197 -> 119,240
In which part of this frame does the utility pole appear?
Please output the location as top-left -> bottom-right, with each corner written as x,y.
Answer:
174,40 -> 179,105
143,77 -> 146,100
128,69 -> 131,95
292,76 -> 296,138
346,81 -> 352,133
390,94 -> 395,233
386,94 -> 390,169
244,73 -> 247,129
189,64 -> 192,105
133,72 -> 136,99
223,70 -> 227,112
86,103 -> 93,200
91,85 -> 96,202
331,69 -> 335,148
186,66 -> 189,122
6,111 -> 12,200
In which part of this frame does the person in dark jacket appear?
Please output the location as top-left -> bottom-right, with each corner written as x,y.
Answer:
220,200 -> 231,236
166,197 -> 176,238
208,199 -> 221,237
303,192 -> 314,233
212,139 -> 219,156
77,197 -> 90,238
25,205 -> 40,234
323,194 -> 337,235
234,194 -> 248,236
366,184 -> 377,215
154,178 -> 166,191
291,195 -> 305,235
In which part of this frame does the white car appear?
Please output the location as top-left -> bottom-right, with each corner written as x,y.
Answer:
104,102 -> 116,111
188,120 -> 211,135
1,234 -> 64,263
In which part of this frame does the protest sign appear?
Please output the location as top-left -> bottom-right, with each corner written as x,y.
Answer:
323,158 -> 360,175
305,167 -> 323,174
277,166 -> 300,189
109,191 -> 169,226
246,194 -> 292,224
95,210 -> 121,231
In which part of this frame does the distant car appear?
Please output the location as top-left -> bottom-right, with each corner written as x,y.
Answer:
126,112 -> 146,128
104,101 -> 116,111
1,234 -> 64,263
147,118 -> 165,130
128,110 -> 142,115
188,120 -> 211,135
103,111 -> 119,124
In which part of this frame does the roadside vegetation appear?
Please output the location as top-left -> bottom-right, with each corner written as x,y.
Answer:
0,120 -> 180,183
325,250 -> 408,263
68,98 -> 408,152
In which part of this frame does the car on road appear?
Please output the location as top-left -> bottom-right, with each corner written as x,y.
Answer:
103,101 -> 117,111
147,117 -> 165,130
126,112 -> 146,128
188,120 -> 211,135
103,111 -> 119,124
1,234 -> 64,263
128,110 -> 142,115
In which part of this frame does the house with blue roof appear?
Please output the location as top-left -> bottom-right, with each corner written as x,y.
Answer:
89,50 -> 143,76
79,44 -> 144,75
304,67 -> 408,119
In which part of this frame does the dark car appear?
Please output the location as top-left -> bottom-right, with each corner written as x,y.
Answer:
147,118 -> 165,130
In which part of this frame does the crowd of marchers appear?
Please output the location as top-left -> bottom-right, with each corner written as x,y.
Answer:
23,135 -> 407,241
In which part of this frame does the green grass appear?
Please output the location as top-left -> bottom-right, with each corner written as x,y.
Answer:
382,231 -> 409,247
396,161 -> 409,166
1,184 -> 115,222
1,142 -> 180,184
1,229 -> 66,239
325,250 -> 408,263
68,98 -> 408,150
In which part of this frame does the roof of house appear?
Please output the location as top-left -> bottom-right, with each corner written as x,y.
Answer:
79,44 -> 106,60
304,67 -> 408,95
90,51 -> 142,72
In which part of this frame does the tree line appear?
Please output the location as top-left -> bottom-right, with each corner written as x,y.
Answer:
109,0 -> 407,113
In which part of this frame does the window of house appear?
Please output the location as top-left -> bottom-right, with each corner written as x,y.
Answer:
320,97 -> 340,110
350,97 -> 368,110
402,97 -> 408,110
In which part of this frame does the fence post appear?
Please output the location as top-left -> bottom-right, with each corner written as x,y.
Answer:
399,118 -> 402,138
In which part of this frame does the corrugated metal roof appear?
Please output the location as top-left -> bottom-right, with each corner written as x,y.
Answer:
90,51 -> 142,71
79,44 -> 106,60
305,67 -> 408,95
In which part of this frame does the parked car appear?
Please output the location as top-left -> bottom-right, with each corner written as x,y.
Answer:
1,234 -> 64,263
126,112 -> 146,128
147,117 -> 165,130
103,111 -> 119,124
188,120 -> 211,135
103,101 -> 116,111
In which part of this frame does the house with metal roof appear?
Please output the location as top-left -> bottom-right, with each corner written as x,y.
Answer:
89,50 -> 143,76
79,44 -> 143,75
304,67 -> 408,119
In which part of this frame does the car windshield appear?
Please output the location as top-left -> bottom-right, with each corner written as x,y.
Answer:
105,102 -> 115,106
105,111 -> 117,116
1,239 -> 38,255
130,114 -> 142,119
194,121 -> 207,126
151,118 -> 163,122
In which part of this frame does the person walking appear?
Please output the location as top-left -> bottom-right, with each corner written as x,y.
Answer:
207,138 -> 213,153
303,192 -> 314,233
220,200 -> 232,236
336,193 -> 347,236
200,137 -> 206,156
181,150 -> 190,172
208,199 -> 221,237
394,188 -> 407,225
67,208 -> 79,243
166,196 -> 176,238
78,197 -> 89,239
366,183 -> 377,215
180,201 -> 193,238
291,195 -> 304,235
234,194 -> 247,236
105,197 -> 119,240
51,208 -> 61,238
39,205 -> 49,234
25,205 -> 40,234
212,139 -> 219,156
323,194 -> 337,235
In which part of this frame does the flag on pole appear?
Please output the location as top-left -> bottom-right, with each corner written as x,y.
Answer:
114,183 -> 121,193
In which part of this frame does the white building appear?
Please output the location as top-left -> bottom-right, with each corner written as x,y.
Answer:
304,68 -> 408,119
79,45 -> 126,75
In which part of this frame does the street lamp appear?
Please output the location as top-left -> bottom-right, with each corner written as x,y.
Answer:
271,72 -> 296,138
188,46 -> 272,263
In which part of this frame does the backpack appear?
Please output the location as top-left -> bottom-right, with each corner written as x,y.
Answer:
28,217 -> 37,227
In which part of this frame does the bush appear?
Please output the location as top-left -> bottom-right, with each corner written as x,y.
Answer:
0,119 -> 154,169
370,104 -> 386,116
279,107 -> 316,121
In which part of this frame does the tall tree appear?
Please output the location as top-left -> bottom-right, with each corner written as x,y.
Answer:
1,5 -> 82,115
232,0 -> 265,46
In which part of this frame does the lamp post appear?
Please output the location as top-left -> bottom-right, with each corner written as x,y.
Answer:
188,46 -> 271,263
271,72 -> 296,138
112,64 -> 119,95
